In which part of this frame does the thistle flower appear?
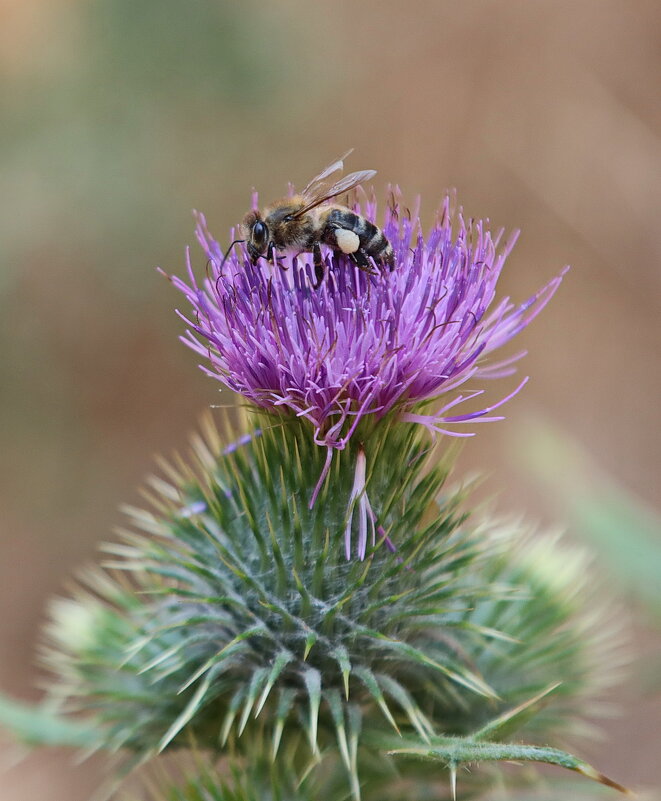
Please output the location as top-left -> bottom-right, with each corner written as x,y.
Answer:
11,180 -> 628,801
170,191 -> 565,458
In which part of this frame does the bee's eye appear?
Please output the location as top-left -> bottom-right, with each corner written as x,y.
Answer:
252,221 -> 268,250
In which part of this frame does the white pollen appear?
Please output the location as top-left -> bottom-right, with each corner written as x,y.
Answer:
335,229 -> 360,254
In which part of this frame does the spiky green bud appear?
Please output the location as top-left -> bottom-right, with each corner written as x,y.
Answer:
40,412 -> 625,798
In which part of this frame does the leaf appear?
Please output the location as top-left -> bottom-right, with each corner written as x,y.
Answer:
374,733 -> 631,795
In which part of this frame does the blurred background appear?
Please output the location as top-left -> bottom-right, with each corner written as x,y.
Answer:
1,1 -> 659,798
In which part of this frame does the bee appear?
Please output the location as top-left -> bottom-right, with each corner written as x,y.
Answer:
240,150 -> 394,288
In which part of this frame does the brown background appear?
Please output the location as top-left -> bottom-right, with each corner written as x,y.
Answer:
1,1 -> 659,798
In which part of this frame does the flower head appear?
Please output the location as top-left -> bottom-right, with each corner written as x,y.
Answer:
171,191 -> 564,457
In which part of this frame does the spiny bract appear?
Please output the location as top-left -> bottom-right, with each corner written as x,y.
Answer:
42,413 -> 620,798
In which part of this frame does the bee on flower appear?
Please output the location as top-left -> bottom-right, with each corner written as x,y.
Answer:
167,176 -> 566,557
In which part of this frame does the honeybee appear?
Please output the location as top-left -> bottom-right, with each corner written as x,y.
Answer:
240,150 -> 394,288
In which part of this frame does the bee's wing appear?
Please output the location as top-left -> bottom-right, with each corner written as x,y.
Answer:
302,149 -> 354,197
293,169 -> 377,218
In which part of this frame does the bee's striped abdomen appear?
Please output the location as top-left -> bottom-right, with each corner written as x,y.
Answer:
325,208 -> 394,268
363,224 -> 394,267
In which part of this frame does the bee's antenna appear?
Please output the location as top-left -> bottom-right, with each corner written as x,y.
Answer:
219,239 -> 246,271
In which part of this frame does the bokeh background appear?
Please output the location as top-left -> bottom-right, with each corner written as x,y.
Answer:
1,1 -> 659,799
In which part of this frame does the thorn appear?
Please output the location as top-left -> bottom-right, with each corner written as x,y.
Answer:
271,721 -> 284,761
303,633 -> 317,660
450,761 -> 457,801
579,764 -> 634,796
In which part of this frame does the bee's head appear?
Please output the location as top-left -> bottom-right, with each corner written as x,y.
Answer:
242,211 -> 269,264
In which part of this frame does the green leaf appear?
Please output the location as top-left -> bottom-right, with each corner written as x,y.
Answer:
378,733 -> 631,796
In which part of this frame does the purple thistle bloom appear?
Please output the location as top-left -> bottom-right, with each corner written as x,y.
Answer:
167,190 -> 565,554
172,192 -> 563,442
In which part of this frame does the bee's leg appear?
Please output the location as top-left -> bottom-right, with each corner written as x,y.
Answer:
266,242 -> 288,271
350,249 -> 379,276
266,242 -> 278,264
312,242 -> 325,288
351,248 -> 369,268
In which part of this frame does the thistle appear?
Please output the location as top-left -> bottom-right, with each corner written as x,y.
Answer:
172,193 -> 564,557
176,193 -> 563,450
33,187 -> 629,801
